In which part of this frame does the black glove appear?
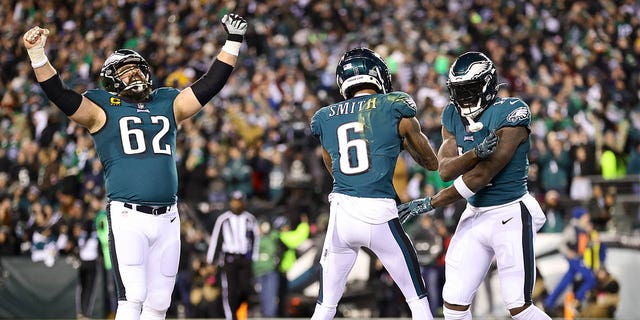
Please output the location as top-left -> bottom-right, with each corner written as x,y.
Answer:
222,13 -> 247,42
474,130 -> 498,159
398,196 -> 434,224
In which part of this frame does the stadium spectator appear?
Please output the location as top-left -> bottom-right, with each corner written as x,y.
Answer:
189,257 -> 223,318
273,214 -> 310,317
579,267 -> 620,319
540,190 -> 566,233
537,132 -> 571,195
252,219 -> 281,318
544,207 -> 597,315
75,204 -> 100,320
568,144 -> 597,201
586,184 -> 611,232
407,215 -> 448,317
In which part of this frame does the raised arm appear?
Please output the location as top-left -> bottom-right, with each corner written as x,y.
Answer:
399,117 -> 438,171
173,13 -> 248,123
23,27 -> 105,133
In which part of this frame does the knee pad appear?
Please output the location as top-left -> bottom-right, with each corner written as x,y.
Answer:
144,288 -> 173,312
140,305 -> 167,320
443,305 -> 471,320
115,300 -> 142,320
311,303 -> 337,320
124,285 -> 147,304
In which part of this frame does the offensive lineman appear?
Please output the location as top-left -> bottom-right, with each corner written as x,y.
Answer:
309,47 -> 438,320
398,52 -> 551,320
22,14 -> 248,320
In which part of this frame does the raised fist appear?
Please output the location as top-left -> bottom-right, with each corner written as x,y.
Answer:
222,13 -> 247,42
23,26 -> 50,49
23,27 -> 50,68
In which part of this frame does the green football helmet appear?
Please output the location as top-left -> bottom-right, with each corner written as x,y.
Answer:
100,49 -> 152,101
336,47 -> 392,99
446,51 -> 498,120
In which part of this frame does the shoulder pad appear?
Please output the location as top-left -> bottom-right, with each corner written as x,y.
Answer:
387,91 -> 417,117
494,98 -> 530,128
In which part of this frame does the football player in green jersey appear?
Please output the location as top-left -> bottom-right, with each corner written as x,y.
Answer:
398,52 -> 551,320
23,13 -> 248,320
310,47 -> 438,320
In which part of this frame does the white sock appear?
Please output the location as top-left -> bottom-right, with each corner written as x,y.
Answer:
511,305 -> 552,320
407,296 -> 434,320
311,303 -> 337,320
443,305 -> 472,320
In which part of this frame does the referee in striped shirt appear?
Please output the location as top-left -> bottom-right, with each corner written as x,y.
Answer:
207,190 -> 260,320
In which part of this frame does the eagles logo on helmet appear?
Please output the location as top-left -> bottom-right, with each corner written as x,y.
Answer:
336,47 -> 392,99
446,52 -> 499,132
100,49 -> 152,101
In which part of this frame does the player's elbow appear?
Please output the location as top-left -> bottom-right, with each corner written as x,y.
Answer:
438,167 -> 456,182
412,154 -> 438,171
417,155 -> 438,171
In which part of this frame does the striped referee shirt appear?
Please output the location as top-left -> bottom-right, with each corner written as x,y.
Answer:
206,210 -> 260,265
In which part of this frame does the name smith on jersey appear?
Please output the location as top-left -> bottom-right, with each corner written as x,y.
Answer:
327,97 -> 377,117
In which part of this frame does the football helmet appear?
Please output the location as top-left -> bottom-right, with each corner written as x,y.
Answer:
100,49 -> 152,101
446,51 -> 498,120
336,47 -> 392,99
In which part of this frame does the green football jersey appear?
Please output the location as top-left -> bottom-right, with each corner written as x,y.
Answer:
310,92 -> 417,199
441,97 -> 531,207
84,88 -> 179,206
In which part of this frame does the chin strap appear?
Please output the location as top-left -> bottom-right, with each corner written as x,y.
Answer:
120,81 -> 151,101
124,82 -> 149,93
460,97 -> 485,132
466,116 -> 484,132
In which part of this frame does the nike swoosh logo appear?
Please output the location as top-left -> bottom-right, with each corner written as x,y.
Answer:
170,217 -> 176,223
502,217 -> 513,225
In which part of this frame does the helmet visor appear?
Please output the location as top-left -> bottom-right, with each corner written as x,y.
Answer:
448,79 -> 485,108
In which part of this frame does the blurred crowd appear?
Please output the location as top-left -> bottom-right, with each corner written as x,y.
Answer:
1,0 -> 639,318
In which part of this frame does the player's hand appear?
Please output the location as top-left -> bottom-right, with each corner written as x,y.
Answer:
474,130 -> 498,159
23,26 -> 50,49
23,26 -> 51,68
398,196 -> 434,224
221,13 -> 247,42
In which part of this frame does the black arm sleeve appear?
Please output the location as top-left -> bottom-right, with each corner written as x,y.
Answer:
38,74 -> 83,116
190,59 -> 234,106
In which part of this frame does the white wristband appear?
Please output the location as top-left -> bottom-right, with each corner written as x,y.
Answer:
27,47 -> 48,68
221,40 -> 241,56
453,176 -> 476,199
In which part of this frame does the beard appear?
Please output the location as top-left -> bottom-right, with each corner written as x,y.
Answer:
120,80 -> 151,102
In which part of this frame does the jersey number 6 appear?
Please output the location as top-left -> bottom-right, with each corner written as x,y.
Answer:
337,122 -> 370,175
